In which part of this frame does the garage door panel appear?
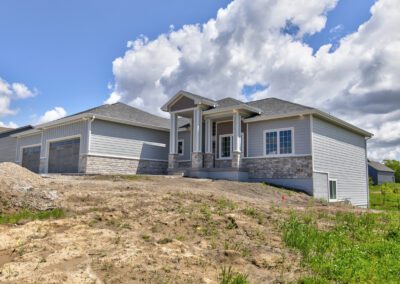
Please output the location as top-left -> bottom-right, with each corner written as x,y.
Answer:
22,146 -> 41,173
48,138 -> 80,173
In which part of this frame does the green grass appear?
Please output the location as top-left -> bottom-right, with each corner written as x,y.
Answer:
282,210 -> 400,283
0,208 -> 65,224
370,183 -> 400,211
219,267 -> 249,284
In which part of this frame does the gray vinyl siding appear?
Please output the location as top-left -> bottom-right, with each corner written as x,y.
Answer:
0,136 -> 17,162
378,172 -> 395,184
16,134 -> 42,162
313,172 -> 329,200
247,116 -> 311,157
312,117 -> 368,207
178,130 -> 191,161
90,119 -> 169,161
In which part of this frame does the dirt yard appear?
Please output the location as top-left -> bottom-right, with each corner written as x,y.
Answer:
0,174 -> 354,283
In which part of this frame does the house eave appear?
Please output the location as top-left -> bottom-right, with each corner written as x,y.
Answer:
243,109 -> 373,137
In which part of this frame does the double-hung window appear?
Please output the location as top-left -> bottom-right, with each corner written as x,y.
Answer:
219,134 -> 244,159
264,128 -> 293,156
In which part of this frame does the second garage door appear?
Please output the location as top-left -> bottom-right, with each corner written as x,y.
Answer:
48,138 -> 80,173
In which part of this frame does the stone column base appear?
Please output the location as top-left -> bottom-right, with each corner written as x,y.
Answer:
232,151 -> 242,168
204,153 -> 214,169
191,152 -> 203,169
168,154 -> 179,169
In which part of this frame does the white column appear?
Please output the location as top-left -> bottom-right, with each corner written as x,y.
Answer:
192,107 -> 202,153
169,113 -> 177,154
205,119 -> 212,153
233,112 -> 241,152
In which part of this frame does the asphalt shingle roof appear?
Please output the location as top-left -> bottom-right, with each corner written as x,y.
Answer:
0,126 -> 34,139
368,161 -> 395,173
215,98 -> 245,108
60,102 -> 188,129
246,98 -> 314,116
214,96 -> 314,116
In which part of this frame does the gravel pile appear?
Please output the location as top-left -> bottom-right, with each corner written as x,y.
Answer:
0,163 -> 58,214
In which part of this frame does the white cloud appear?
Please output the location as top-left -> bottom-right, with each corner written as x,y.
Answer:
0,121 -> 18,129
37,107 -> 67,124
0,77 -> 37,117
108,0 -> 400,159
11,83 -> 37,99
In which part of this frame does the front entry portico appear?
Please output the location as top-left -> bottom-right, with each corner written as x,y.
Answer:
161,91 -> 261,180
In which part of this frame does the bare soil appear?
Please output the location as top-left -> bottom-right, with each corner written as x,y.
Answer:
0,163 -> 56,213
0,174 -> 356,283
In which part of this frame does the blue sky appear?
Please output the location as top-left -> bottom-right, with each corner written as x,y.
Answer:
0,0 -> 375,127
0,0 -> 231,125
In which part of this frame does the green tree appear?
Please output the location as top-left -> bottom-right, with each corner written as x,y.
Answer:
384,160 -> 400,183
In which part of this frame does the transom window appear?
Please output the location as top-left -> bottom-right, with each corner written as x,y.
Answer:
264,128 -> 293,156
177,140 -> 184,156
219,134 -> 244,159
329,180 -> 337,200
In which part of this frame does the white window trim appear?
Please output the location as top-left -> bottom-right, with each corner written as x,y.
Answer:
177,139 -> 184,156
218,133 -> 244,160
263,127 -> 295,157
329,179 -> 338,201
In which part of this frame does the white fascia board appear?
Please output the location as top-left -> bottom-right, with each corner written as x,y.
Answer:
203,104 -> 261,117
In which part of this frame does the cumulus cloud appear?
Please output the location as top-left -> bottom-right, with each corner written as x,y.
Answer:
108,0 -> 400,160
37,107 -> 67,124
0,77 -> 37,117
0,121 -> 18,129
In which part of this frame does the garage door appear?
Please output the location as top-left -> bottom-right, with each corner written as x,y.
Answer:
22,146 -> 41,173
48,138 -> 80,173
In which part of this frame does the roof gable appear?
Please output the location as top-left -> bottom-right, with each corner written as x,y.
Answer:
161,90 -> 217,112
368,161 -> 395,173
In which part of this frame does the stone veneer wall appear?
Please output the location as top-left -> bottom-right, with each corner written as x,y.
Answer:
85,155 -> 168,175
178,161 -> 192,168
243,156 -> 312,179
215,159 -> 232,168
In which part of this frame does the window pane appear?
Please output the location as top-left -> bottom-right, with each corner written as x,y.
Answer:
221,136 -> 231,158
178,141 -> 183,154
329,181 -> 337,199
279,130 -> 292,154
266,132 -> 278,155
